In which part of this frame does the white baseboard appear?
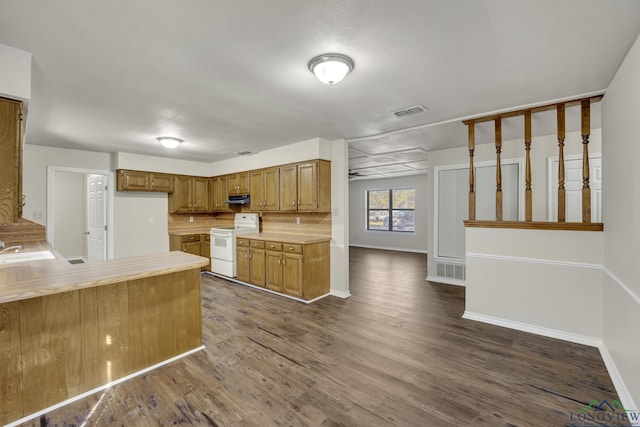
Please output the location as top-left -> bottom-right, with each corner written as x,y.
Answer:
598,343 -> 640,425
349,243 -> 428,254
426,275 -> 466,287
330,289 -> 352,299
462,311 -> 601,347
6,346 -> 205,427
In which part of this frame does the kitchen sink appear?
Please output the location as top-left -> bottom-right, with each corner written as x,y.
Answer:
0,250 -> 56,265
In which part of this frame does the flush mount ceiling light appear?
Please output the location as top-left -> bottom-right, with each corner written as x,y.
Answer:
157,136 -> 183,149
308,53 -> 354,85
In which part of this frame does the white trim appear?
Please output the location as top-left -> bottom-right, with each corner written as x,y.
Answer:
330,289 -> 352,298
46,166 -> 115,260
603,266 -> 640,305
349,243 -> 427,254
462,311 -> 601,347
6,346 -> 205,427
598,344 -> 640,425
426,275 -> 466,287
466,252 -> 602,270
205,271 -> 330,304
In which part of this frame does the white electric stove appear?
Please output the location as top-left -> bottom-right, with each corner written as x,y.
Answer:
210,213 -> 259,277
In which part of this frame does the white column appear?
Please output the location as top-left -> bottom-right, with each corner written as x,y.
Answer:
329,138 -> 351,298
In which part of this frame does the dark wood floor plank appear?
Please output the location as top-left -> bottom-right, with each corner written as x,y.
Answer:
17,247 -> 627,427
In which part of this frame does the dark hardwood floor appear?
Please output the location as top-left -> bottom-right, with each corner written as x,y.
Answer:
19,247 -> 625,426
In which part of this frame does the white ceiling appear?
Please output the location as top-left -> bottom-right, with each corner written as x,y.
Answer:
1,1 -> 639,179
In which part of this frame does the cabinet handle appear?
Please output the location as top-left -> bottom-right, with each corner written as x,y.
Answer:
289,247 -> 294,250
278,259 -> 281,265
283,259 -> 286,265
292,200 -> 296,206
298,199 -> 301,206
151,181 -> 155,188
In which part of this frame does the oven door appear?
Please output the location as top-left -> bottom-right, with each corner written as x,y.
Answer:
210,231 -> 235,262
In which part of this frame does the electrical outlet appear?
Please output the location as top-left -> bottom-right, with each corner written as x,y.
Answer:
189,216 -> 194,223
33,211 -> 42,220
149,217 -> 155,224
296,216 -> 300,225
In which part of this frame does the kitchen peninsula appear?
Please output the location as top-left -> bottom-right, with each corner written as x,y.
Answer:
0,240 -> 208,426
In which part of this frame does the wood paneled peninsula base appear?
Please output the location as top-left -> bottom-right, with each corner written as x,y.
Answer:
0,242 -> 208,426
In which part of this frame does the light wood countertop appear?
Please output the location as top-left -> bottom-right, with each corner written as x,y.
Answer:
239,232 -> 331,244
0,241 -> 208,304
169,228 -> 214,236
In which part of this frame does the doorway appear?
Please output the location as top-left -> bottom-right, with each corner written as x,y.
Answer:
46,167 -> 115,261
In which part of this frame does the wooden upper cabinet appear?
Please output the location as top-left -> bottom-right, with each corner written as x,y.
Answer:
0,98 -> 23,224
279,164 -> 298,211
169,176 -> 209,213
228,172 -> 250,195
209,175 -> 229,212
250,168 -> 280,211
278,160 -> 331,213
116,170 -> 174,193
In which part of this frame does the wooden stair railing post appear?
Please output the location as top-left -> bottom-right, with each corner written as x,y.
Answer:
557,104 -> 566,222
581,99 -> 591,223
495,118 -> 503,221
468,122 -> 476,220
524,111 -> 532,222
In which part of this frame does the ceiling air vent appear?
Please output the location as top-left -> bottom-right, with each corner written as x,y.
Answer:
235,151 -> 252,156
392,105 -> 427,118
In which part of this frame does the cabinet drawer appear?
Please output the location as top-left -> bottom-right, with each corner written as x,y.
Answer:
283,243 -> 303,254
181,234 -> 200,243
250,240 -> 265,249
266,241 -> 282,251
237,238 -> 250,247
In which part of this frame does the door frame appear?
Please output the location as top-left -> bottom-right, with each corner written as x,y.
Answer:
546,153 -> 602,221
46,166 -> 115,260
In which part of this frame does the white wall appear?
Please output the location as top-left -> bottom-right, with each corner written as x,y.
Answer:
209,138 -> 331,175
349,174 -> 428,253
464,227 -> 603,343
24,145 -> 169,258
330,139 -> 350,298
601,31 -> 640,409
0,43 -> 31,102
114,152 -> 212,176
114,192 -> 169,258
51,171 -> 84,258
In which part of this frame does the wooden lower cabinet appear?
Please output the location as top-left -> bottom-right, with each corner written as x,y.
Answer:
237,237 -> 329,300
169,233 -> 209,270
283,252 -> 303,297
236,239 -> 266,287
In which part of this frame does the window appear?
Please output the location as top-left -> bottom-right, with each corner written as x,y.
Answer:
367,188 -> 415,232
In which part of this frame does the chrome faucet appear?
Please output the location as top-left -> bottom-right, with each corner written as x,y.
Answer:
0,241 -> 22,254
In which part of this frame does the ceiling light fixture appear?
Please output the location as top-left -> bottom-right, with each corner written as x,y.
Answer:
308,53 -> 354,85
157,136 -> 183,149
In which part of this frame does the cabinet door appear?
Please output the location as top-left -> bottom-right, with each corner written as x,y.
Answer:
250,247 -> 266,287
249,170 -> 264,210
236,246 -> 251,282
192,177 -> 209,212
228,174 -> 239,195
265,250 -> 283,292
0,100 -> 25,223
172,176 -> 193,212
208,178 -> 217,211
279,164 -> 297,211
150,173 -> 174,193
117,170 -> 149,191
182,241 -> 201,256
200,234 -> 211,271
297,161 -> 318,211
263,167 -> 280,211
283,253 -> 303,297
217,175 -> 229,212
238,172 -> 250,194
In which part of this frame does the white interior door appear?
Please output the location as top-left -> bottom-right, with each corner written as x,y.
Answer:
549,155 -> 601,222
86,174 -> 107,261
